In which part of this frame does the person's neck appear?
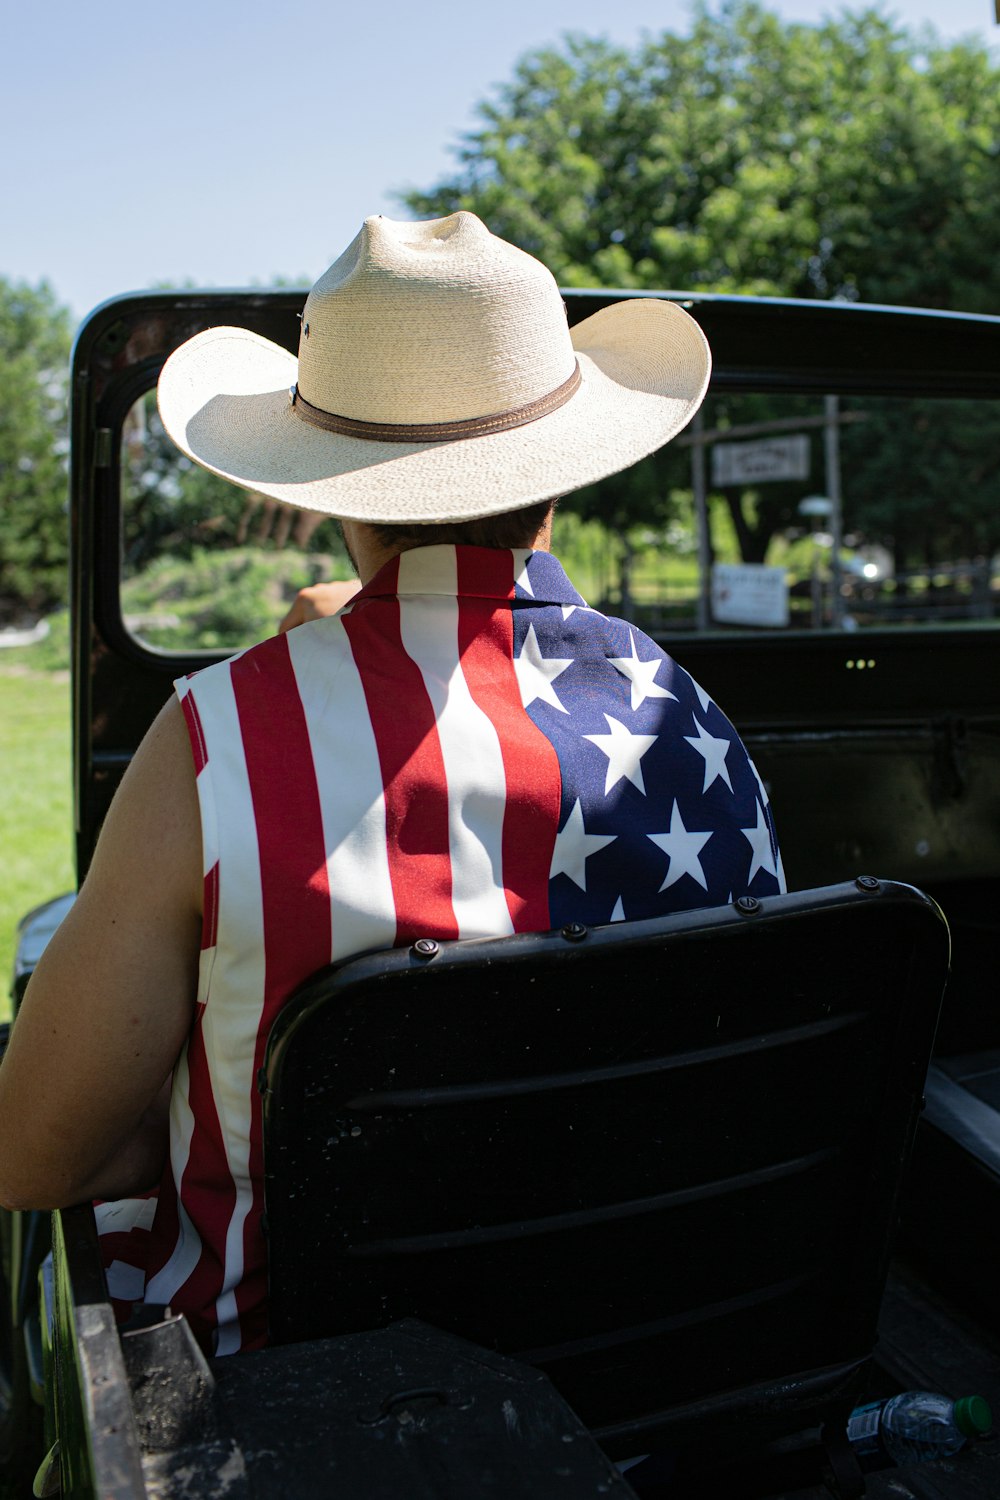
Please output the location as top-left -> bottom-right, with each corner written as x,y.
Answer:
341,516 -> 553,586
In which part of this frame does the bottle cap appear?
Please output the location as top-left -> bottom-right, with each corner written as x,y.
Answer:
954,1395 -> 992,1438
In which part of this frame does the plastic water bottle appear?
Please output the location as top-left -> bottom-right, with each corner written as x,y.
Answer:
847,1391 -> 992,1467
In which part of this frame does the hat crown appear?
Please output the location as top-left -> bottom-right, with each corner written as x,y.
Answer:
297,213 -> 576,426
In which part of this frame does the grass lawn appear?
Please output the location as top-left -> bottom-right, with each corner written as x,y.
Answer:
0,668 -> 75,1021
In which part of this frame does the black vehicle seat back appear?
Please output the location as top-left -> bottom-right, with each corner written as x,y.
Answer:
262,879 -> 948,1459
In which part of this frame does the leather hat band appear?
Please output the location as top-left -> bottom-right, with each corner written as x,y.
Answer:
289,361 -> 582,444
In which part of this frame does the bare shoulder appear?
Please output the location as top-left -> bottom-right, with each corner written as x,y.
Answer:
0,694 -> 203,1208
89,694 -> 202,904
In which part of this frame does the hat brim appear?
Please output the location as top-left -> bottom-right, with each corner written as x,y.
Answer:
156,298 -> 710,523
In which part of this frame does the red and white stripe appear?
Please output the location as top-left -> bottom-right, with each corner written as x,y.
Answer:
119,546 -> 564,1353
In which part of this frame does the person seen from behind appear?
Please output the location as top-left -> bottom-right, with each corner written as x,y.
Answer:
0,212 -> 784,1353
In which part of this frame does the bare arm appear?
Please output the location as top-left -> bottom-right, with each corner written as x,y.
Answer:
0,698 -> 202,1209
277,580 -> 361,633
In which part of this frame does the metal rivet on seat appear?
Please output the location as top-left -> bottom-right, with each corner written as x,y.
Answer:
856,876 -> 881,893
561,922 -> 587,942
412,938 -> 439,960
735,895 -> 760,915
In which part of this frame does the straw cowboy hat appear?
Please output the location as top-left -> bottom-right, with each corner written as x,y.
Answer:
157,212 -> 711,524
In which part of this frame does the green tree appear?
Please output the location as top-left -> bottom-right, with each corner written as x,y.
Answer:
405,4 -> 1000,309
0,280 -> 72,618
403,4 -> 1000,574
840,396 -> 1000,579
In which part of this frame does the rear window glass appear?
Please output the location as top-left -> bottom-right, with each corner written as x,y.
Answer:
119,387 -> 1000,652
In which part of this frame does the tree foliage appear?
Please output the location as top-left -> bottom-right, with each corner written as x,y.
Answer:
0,280 -> 72,618
405,3 -> 1000,311
839,396 -> 1000,576
404,4 -> 1000,580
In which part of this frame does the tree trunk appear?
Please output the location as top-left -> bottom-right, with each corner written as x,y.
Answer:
724,491 -> 771,564
618,533 -> 635,620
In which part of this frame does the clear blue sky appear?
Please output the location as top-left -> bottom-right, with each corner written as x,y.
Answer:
2,0 -> 996,325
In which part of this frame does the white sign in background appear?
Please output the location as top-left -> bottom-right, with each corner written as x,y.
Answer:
712,563 -> 789,628
711,435 -> 810,486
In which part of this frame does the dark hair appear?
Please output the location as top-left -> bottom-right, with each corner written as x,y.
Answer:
370,497 -> 557,553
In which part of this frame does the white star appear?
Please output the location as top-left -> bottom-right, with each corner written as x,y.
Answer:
512,550 -> 535,596
584,714 -> 658,795
549,799 -> 617,890
608,629 -> 677,711
742,800 -> 779,885
684,717 -> 734,793
561,604 -> 578,620
749,758 -> 770,808
514,624 -> 573,714
648,801 -> 713,891
610,896 -> 626,922
692,677 -> 713,715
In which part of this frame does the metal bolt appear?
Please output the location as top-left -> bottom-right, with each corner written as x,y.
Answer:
735,895 -> 760,915
561,922 -> 587,942
856,876 -> 880,893
411,938 -> 439,960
